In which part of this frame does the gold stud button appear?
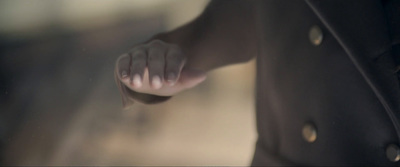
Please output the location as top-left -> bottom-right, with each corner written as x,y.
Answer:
309,25 -> 323,46
386,144 -> 400,162
302,123 -> 317,143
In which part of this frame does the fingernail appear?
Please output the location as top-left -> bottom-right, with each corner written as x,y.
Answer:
121,71 -> 128,78
167,73 -> 176,86
152,76 -> 162,89
133,74 -> 142,88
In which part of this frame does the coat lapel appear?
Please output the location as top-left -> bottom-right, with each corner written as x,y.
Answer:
306,0 -> 400,139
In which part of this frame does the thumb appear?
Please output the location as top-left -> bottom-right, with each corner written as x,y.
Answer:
178,69 -> 207,89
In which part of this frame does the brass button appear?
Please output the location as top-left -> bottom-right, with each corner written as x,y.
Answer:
386,144 -> 400,162
302,123 -> 317,143
309,25 -> 323,46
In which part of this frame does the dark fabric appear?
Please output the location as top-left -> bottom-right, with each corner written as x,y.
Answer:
306,0 -> 400,141
383,0 -> 400,72
252,0 -> 400,165
251,140 -> 296,166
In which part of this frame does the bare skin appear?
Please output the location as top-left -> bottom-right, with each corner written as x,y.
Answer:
115,0 -> 258,107
115,40 -> 206,96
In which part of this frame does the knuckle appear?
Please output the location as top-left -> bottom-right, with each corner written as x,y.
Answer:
132,50 -> 146,56
149,61 -> 164,66
168,46 -> 183,54
166,67 -> 179,73
167,49 -> 184,59
130,45 -> 146,52
168,43 -> 180,49
168,53 -> 182,60
148,40 -> 165,48
148,61 -> 165,70
131,61 -> 145,68
148,46 -> 167,58
117,53 -> 130,62
165,59 -> 180,68
168,54 -> 185,63
116,55 -> 129,67
166,62 -> 181,70
148,52 -> 164,61
131,51 -> 146,61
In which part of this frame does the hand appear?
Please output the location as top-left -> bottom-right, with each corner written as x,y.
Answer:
115,40 -> 206,97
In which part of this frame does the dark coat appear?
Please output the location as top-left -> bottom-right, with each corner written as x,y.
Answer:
252,0 -> 400,165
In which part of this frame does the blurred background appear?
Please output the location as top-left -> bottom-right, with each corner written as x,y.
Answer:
0,0 -> 256,166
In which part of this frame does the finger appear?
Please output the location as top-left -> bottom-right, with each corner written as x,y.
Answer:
114,69 -> 134,109
129,49 -> 147,88
116,53 -> 131,82
165,45 -> 186,86
147,40 -> 166,89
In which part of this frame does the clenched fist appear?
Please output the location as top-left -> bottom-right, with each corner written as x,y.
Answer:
115,40 -> 206,98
